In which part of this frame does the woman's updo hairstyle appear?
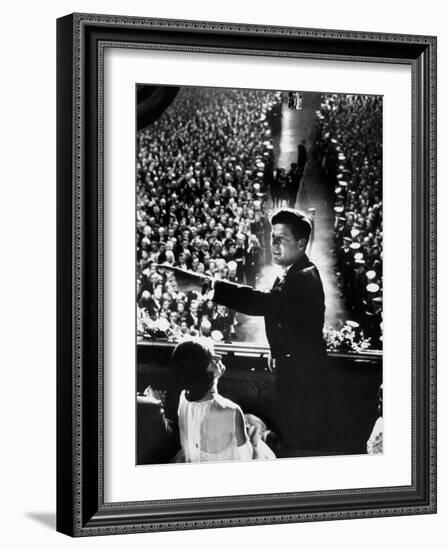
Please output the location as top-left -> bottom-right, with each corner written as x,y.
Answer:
171,339 -> 214,402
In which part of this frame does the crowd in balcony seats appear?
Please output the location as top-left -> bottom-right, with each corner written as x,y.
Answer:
136,87 -> 281,342
315,94 -> 383,347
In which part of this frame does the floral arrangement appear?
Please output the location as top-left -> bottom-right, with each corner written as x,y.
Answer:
137,312 -> 177,340
323,320 -> 371,353
138,306 -> 371,353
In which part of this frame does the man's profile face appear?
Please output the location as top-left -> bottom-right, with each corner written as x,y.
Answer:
271,223 -> 305,267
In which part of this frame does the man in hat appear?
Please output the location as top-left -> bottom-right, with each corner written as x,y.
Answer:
286,163 -> 301,207
339,236 -> 353,295
157,209 -> 329,457
297,139 -> 308,181
352,256 -> 367,314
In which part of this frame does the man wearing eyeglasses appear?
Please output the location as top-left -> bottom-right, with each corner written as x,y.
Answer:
157,209 -> 329,457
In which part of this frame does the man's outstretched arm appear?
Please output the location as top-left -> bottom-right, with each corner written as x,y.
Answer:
155,264 -> 312,318
155,264 -> 269,316
213,279 -> 269,316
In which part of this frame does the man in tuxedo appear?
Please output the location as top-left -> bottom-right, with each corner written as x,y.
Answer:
157,209 -> 328,457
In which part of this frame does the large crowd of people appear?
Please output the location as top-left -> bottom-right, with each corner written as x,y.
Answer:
136,88 -> 383,349
136,87 -> 280,342
315,94 -> 383,347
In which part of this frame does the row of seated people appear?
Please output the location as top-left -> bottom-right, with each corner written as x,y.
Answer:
137,256 -> 258,342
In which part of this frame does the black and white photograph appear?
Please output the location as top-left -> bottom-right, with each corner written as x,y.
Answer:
1,0 -> 442,544
135,85 -> 383,464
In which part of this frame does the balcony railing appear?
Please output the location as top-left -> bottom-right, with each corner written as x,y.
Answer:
138,338 -> 382,364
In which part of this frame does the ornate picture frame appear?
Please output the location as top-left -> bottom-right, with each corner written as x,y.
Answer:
56,13 -> 436,536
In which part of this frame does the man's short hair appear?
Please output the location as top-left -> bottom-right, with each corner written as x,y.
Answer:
271,209 -> 312,242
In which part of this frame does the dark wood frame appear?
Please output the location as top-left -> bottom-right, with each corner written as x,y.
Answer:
57,13 -> 437,536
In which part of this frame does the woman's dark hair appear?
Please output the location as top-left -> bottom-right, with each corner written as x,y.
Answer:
271,209 -> 311,242
171,339 -> 214,402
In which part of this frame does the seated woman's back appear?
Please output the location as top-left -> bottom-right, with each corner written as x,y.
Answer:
171,338 -> 275,463
178,390 -> 251,462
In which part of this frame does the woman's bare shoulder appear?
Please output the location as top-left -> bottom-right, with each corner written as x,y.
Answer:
213,394 -> 240,412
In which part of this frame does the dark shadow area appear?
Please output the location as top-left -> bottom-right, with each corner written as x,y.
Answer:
137,84 -> 180,131
25,512 -> 56,530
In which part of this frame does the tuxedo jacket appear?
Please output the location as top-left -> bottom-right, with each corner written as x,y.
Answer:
213,254 -> 326,367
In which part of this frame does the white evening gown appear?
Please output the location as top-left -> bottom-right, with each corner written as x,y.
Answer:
177,390 -> 275,463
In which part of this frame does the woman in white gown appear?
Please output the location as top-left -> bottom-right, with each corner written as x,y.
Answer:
171,339 -> 276,463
